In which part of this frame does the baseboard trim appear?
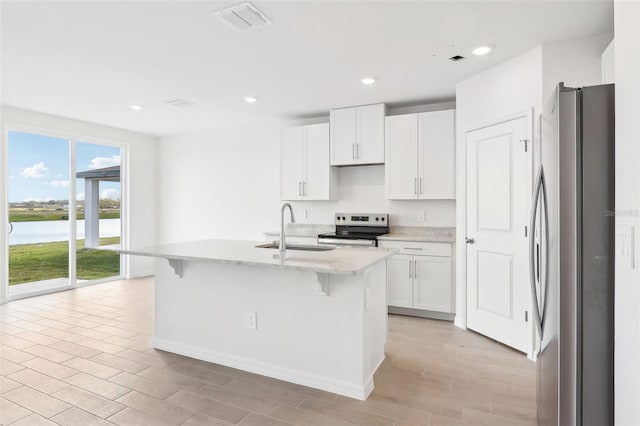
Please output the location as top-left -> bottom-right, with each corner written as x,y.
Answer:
154,338 -> 375,400
389,306 -> 455,321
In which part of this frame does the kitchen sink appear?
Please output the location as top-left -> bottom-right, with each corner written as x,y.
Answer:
255,243 -> 335,252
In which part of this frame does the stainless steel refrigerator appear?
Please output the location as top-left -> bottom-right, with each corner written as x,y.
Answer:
532,83 -> 615,426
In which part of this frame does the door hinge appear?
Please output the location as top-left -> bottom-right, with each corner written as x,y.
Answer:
520,139 -> 528,152
525,310 -> 529,322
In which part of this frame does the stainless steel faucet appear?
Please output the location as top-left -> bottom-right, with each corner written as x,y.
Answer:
279,203 -> 296,257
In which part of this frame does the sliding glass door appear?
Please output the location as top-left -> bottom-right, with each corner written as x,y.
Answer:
7,130 -> 71,296
75,141 -> 122,282
5,128 -> 124,299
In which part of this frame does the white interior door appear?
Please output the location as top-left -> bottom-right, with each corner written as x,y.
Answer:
385,114 -> 418,199
303,123 -> 329,200
281,127 -> 303,200
466,116 -> 530,352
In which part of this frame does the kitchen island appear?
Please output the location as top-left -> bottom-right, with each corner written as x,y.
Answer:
121,239 -> 394,400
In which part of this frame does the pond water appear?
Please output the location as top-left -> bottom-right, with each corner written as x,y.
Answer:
8,219 -> 121,245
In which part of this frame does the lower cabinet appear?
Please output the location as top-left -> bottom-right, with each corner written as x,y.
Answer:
387,254 -> 413,308
380,241 -> 454,317
413,255 -> 452,313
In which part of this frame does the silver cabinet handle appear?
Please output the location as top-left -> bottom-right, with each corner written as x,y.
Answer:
409,259 -> 412,278
404,247 -> 423,251
465,237 -> 474,244
352,143 -> 355,160
8,222 -> 13,235
302,181 -> 305,196
413,259 -> 417,278
414,177 -> 417,195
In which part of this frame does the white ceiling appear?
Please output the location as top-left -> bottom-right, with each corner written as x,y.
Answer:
1,1 -> 613,136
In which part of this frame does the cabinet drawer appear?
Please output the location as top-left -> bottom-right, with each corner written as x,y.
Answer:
378,240 -> 450,257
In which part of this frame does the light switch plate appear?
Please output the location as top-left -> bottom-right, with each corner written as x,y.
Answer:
616,224 -> 635,269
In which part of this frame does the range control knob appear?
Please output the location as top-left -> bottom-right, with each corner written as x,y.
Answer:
375,217 -> 379,221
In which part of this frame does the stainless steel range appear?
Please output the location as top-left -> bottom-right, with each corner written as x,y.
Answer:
317,213 -> 389,247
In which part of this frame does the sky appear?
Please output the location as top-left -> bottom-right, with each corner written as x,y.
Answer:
7,131 -> 121,203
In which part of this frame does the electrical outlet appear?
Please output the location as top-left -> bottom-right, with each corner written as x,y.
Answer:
418,210 -> 425,222
246,312 -> 257,330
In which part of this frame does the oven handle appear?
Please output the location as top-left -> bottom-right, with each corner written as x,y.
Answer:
317,238 -> 376,247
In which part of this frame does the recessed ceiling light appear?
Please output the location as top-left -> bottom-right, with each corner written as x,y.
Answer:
244,97 -> 257,104
129,105 -> 143,111
361,77 -> 376,85
471,46 -> 492,56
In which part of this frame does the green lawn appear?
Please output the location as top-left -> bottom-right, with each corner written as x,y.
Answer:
9,237 -> 121,285
9,211 -> 120,222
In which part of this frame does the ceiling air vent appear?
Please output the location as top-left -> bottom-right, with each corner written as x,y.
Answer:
215,2 -> 271,32
449,55 -> 466,62
164,98 -> 196,108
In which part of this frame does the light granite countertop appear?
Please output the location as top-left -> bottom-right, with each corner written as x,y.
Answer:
120,239 -> 396,275
377,226 -> 456,243
263,224 -> 334,238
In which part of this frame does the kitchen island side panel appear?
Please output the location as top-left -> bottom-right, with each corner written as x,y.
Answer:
152,258 -> 387,400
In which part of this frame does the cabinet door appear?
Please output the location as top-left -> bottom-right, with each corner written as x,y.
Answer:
303,123 -> 331,200
385,114 -> 418,199
330,107 -> 357,165
413,255 -> 453,313
357,104 -> 385,164
387,254 -> 414,308
281,127 -> 303,200
418,110 -> 455,199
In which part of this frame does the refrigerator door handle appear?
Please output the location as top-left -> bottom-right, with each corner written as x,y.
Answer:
539,167 -> 550,329
529,165 -> 544,338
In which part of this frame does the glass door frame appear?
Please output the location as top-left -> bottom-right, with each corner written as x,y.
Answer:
1,123 -> 128,302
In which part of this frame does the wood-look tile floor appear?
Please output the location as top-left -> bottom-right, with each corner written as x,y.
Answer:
0,278 -> 537,426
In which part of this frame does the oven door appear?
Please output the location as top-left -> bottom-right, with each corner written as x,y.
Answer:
317,237 -> 377,247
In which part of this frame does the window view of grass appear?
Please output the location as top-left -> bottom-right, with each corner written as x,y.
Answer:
7,132 -> 123,289
9,237 -> 121,285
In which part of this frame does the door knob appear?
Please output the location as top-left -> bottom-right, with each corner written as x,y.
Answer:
465,237 -> 475,244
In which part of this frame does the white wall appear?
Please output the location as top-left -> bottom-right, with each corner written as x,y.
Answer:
454,33 -> 610,330
541,33 -> 613,101
158,124 -> 282,244
0,107 -> 158,297
613,0 -> 640,424
157,104 -> 457,245
455,46 -> 543,329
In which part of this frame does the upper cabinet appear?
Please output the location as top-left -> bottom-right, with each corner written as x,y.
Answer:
385,109 -> 455,200
330,103 -> 386,166
281,123 -> 337,201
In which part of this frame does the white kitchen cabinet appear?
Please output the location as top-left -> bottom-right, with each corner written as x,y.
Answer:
385,109 -> 455,200
413,255 -> 453,313
385,114 -> 419,199
281,123 -> 336,201
386,254 -> 413,308
380,240 -> 454,316
330,103 -> 385,165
